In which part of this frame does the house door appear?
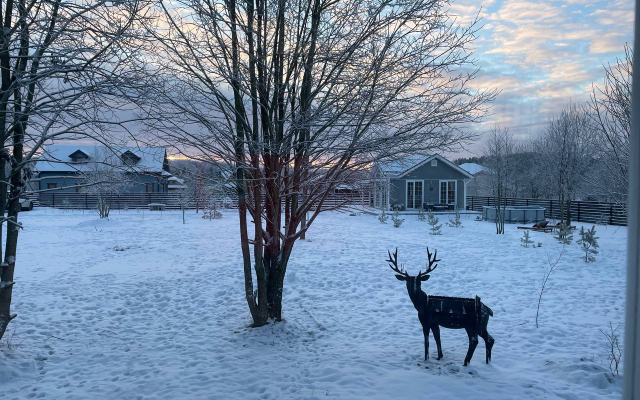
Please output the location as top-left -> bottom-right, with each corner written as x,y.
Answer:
406,180 -> 423,209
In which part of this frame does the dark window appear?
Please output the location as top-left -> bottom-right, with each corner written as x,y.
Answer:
145,183 -> 154,193
47,183 -> 57,190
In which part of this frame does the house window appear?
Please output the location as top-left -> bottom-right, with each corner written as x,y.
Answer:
145,183 -> 154,193
406,180 -> 423,209
47,183 -> 57,190
440,180 -> 456,205
431,160 -> 437,167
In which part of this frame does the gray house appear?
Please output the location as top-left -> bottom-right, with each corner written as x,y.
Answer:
371,154 -> 474,211
35,145 -> 171,193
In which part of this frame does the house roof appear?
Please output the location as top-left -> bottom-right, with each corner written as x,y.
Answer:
459,162 -> 487,175
376,154 -> 474,179
68,149 -> 90,159
35,145 -> 167,174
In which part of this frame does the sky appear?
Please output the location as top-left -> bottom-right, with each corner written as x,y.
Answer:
448,0 -> 635,159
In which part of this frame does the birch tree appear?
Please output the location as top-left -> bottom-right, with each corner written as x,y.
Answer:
0,0 -> 148,341
484,126 -> 514,234
142,0 -> 495,326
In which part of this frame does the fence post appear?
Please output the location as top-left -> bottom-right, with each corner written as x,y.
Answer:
577,202 -> 581,222
526,198 -> 529,206
85,193 -> 88,209
610,204 -> 613,225
471,197 -> 474,210
549,200 -> 553,219
52,192 -> 55,208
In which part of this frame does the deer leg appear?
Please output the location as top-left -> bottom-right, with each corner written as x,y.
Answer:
481,329 -> 494,364
422,326 -> 430,360
432,325 -> 443,360
463,327 -> 479,366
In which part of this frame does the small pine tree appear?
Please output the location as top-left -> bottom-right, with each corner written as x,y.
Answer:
427,210 -> 442,235
520,230 -> 534,248
391,209 -> 405,228
417,208 -> 426,221
378,209 -> 389,224
577,225 -> 599,262
448,209 -> 463,228
554,223 -> 573,244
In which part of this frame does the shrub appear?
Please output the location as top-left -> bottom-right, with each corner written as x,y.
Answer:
391,209 -> 405,228
427,210 -> 442,235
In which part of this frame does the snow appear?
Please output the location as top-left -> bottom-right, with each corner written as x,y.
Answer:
35,145 -> 166,173
459,162 -> 487,175
0,208 -> 627,399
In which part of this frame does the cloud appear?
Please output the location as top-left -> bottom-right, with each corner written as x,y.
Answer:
590,9 -> 634,25
590,32 -> 626,54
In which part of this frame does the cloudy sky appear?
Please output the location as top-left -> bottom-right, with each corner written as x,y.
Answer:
448,0 -> 634,158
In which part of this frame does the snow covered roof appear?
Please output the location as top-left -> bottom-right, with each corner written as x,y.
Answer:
376,154 -> 474,179
377,155 -> 428,177
35,145 -> 168,174
168,176 -> 185,184
459,162 -> 487,175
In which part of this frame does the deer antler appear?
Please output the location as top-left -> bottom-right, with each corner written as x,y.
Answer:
386,248 -> 409,277
417,247 -> 440,278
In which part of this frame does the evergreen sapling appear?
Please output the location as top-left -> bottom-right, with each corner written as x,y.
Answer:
448,209 -> 463,228
417,208 -> 426,221
554,223 -> 573,244
427,210 -> 442,235
391,209 -> 405,228
577,225 -> 599,262
520,230 -> 534,248
378,209 -> 389,224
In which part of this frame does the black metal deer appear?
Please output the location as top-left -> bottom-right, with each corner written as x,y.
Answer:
387,248 -> 494,366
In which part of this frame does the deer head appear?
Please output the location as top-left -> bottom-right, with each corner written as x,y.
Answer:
387,247 -> 440,295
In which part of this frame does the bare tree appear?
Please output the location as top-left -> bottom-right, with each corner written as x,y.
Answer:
535,105 -> 595,226
81,149 -> 133,219
484,126 -> 515,234
0,0 -> 148,341
141,0 -> 495,326
588,45 -> 632,208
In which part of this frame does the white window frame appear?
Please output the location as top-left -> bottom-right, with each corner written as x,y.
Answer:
438,180 -> 456,206
406,179 -> 424,210
431,160 -> 437,167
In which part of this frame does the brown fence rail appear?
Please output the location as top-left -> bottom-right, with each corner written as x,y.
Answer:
466,196 -> 627,226
36,191 -> 370,211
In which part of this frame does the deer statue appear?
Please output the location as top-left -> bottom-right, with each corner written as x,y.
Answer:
387,248 -> 494,366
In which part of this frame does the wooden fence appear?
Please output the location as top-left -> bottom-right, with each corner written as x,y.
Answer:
36,191 -> 370,211
466,196 -> 627,226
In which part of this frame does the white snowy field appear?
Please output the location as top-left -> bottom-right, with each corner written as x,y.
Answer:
0,208 -> 627,399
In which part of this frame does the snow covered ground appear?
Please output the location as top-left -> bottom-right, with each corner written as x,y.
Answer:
0,208 -> 627,399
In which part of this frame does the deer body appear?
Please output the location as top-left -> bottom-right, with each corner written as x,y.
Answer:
388,248 -> 494,366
